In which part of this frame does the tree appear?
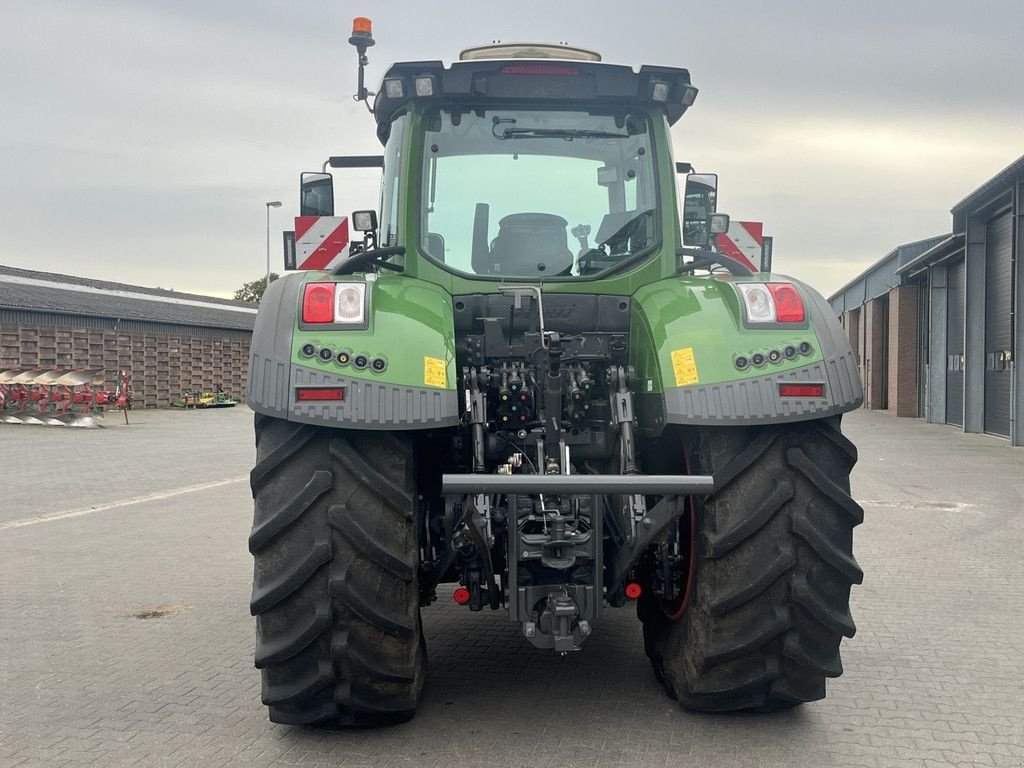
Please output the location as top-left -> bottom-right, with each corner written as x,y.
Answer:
234,274 -> 280,304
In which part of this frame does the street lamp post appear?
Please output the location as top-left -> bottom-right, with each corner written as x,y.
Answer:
265,201 -> 283,293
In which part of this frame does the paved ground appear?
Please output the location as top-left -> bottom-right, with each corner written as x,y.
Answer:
0,407 -> 1022,768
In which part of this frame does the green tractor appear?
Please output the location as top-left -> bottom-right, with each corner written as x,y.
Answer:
246,20 -> 864,726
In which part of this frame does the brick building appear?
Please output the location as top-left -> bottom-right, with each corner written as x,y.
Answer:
829,154 -> 1024,446
0,265 -> 255,408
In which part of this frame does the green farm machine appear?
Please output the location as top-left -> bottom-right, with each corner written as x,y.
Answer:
246,19 -> 864,726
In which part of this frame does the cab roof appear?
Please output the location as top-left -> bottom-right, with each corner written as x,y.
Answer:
371,58 -> 697,143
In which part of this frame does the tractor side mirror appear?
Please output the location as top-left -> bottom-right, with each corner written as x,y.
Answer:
682,172 -> 718,246
300,172 -> 334,217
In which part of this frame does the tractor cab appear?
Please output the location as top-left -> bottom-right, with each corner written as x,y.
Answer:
292,23 -> 730,281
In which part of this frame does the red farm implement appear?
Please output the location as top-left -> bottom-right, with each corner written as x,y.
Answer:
0,368 -> 132,427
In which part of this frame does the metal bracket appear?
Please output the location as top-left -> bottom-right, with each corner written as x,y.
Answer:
501,285 -> 547,347
608,494 -> 688,592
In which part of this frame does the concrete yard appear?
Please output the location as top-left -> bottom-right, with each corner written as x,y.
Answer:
0,407 -> 1022,768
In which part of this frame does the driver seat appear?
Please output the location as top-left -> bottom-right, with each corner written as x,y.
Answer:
476,213 -> 574,276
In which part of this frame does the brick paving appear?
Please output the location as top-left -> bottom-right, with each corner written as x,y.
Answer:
0,407 -> 1022,767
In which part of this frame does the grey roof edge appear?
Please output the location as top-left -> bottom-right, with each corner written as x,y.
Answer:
0,263 -> 252,309
951,154 -> 1024,214
0,301 -> 254,332
825,234 -> 949,302
895,233 -> 966,276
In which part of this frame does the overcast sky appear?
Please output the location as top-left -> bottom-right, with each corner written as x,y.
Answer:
2,0 -> 1021,298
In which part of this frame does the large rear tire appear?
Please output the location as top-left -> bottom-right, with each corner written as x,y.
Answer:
642,418 -> 863,711
248,414 -> 425,726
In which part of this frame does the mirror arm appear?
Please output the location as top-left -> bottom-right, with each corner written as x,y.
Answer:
676,247 -> 755,277
332,245 -> 406,276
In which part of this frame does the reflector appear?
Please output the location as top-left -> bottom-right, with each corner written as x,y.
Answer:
295,387 -> 345,402
778,383 -> 825,398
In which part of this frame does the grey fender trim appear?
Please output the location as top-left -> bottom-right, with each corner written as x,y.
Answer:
246,275 -> 459,430
639,347 -> 863,427
246,276 -> 297,418
287,365 -> 459,429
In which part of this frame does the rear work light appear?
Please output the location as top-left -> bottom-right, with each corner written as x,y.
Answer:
736,282 -> 806,325
295,387 -> 345,402
301,282 -> 368,326
779,383 -> 825,398
413,75 -> 436,97
383,78 -> 405,99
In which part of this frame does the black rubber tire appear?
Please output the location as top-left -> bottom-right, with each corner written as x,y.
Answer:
248,413 -> 425,726
641,418 -> 863,712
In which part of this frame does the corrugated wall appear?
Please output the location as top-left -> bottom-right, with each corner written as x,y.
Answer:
0,318 -> 250,408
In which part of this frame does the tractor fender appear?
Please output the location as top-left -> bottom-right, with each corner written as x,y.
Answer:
631,276 -> 863,429
246,272 -> 460,429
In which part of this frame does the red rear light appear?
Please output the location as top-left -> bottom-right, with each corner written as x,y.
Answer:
302,283 -> 335,323
767,283 -> 805,323
624,582 -> 643,600
452,587 -> 471,605
500,64 -> 579,76
295,387 -> 345,402
778,383 -> 825,398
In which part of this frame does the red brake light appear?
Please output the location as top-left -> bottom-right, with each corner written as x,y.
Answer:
302,283 -> 335,323
778,383 -> 825,398
767,283 -> 805,323
624,582 -> 643,600
452,587 -> 471,605
500,64 -> 579,76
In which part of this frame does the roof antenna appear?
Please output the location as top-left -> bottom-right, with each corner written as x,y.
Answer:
349,17 -> 376,112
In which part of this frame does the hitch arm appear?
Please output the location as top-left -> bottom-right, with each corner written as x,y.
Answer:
607,494 -> 690,592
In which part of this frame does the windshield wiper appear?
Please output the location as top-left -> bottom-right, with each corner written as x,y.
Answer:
494,127 -> 630,141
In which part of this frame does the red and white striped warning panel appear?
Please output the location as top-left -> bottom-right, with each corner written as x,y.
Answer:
716,221 -> 763,272
293,216 -> 350,271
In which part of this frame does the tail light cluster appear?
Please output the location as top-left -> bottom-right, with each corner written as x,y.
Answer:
736,282 -> 806,325
301,282 -> 368,327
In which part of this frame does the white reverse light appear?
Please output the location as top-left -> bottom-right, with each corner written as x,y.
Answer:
334,282 -> 367,324
736,283 -> 776,324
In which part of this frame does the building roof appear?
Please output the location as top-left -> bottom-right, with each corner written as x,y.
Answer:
826,234 -> 949,305
895,233 -> 966,276
952,154 -> 1024,215
0,264 -> 257,331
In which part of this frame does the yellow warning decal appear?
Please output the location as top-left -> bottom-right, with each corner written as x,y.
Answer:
671,347 -> 700,387
424,356 -> 447,388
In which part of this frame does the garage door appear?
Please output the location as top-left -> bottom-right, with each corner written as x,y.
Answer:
946,258 -> 965,427
984,211 -> 1013,437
